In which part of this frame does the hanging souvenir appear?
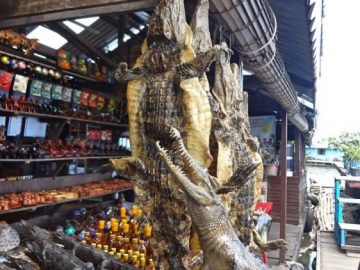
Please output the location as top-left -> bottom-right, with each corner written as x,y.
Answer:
54,71 -> 62,80
86,61 -> 94,77
0,70 -> 14,91
88,93 -> 98,108
48,69 -> 55,77
107,98 -> 116,112
12,74 -> 29,94
41,82 -> 52,99
9,59 -> 18,69
29,80 -> 43,97
51,85 -> 63,100
70,55 -> 78,72
0,55 -> 10,65
94,63 -> 101,80
62,87 -> 73,102
101,65 -> 108,81
96,96 -> 106,110
34,66 -> 42,75
72,89 -> 82,104
57,49 -> 71,70
18,61 -> 26,70
80,90 -> 90,106
42,68 -> 49,76
77,55 -> 87,75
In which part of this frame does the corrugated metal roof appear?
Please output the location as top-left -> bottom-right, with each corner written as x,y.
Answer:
61,13 -> 148,57
268,0 -> 323,103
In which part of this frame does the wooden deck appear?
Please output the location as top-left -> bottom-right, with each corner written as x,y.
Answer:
267,222 -> 303,267
316,231 -> 360,270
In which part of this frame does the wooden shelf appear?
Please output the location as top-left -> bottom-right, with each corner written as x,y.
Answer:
0,108 -> 128,127
0,155 -> 129,163
0,187 -> 133,215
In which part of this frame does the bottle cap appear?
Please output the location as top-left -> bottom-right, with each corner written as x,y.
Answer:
91,243 -> 96,247
110,234 -> 116,239
128,250 -> 133,257
132,238 -> 138,243
120,248 -> 125,254
85,231 -> 90,236
81,240 -> 87,244
139,253 -> 145,258
149,259 -> 154,266
123,254 -> 129,262
98,220 -> 105,229
134,251 -> 140,256
132,255 -> 138,263
124,237 -> 129,243
136,209 -> 143,217
116,235 -> 123,241
109,251 -> 115,255
103,245 -> 109,249
95,232 -> 101,237
97,244 -> 102,249
111,247 -> 117,253
116,252 -> 121,260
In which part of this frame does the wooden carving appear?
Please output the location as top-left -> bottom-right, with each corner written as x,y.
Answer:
0,29 -> 38,56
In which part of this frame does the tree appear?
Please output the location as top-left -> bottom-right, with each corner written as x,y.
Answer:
328,132 -> 360,166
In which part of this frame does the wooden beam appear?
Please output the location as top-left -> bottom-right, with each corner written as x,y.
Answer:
294,129 -> 301,177
0,0 -> 157,29
46,22 -> 117,68
280,110 -> 288,264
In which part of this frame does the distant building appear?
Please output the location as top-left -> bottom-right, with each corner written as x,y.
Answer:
306,145 -> 344,163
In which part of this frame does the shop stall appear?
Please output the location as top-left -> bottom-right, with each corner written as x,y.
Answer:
0,0 -> 321,269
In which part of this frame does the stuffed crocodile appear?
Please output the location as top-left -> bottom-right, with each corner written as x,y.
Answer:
155,126 -> 269,270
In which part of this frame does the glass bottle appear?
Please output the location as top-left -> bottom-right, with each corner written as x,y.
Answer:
122,253 -> 129,263
139,257 -> 146,269
109,234 -> 117,251
148,259 -> 155,270
122,223 -> 130,239
116,235 -> 124,251
122,237 -> 131,252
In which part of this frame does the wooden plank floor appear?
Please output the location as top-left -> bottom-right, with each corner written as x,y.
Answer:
317,231 -> 360,270
266,222 -> 302,267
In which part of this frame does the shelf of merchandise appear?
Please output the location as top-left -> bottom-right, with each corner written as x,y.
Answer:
0,187 -> 133,215
0,47 -> 110,84
0,155 -> 129,163
0,108 -> 128,127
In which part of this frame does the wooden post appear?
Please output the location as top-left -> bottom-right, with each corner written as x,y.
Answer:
280,110 -> 288,263
294,128 -> 301,177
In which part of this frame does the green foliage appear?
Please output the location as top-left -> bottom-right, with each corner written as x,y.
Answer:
328,132 -> 360,162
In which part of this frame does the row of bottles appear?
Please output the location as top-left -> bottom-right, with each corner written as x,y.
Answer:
69,203 -> 155,269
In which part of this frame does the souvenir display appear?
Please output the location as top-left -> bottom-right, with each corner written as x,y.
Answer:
0,29 -> 38,55
12,74 -> 29,93
77,55 -> 88,75
80,90 -> 90,106
57,49 -> 71,70
72,89 -> 82,104
96,96 -> 106,110
51,84 -> 63,100
0,70 -> 13,92
88,93 -> 98,108
62,87 -> 73,102
0,55 -> 10,65
107,98 -> 116,113
29,79 -> 42,97
41,82 -> 52,99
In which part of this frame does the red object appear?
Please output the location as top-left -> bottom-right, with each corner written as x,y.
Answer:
262,253 -> 268,264
255,202 -> 273,215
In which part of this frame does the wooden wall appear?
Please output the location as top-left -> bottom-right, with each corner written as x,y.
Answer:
267,176 -> 305,225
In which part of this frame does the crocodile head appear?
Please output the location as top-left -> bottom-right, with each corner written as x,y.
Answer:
155,127 -> 219,206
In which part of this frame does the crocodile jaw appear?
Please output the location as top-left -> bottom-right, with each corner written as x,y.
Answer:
155,141 -> 215,206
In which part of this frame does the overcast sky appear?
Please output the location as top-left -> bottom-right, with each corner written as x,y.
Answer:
313,0 -> 360,142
